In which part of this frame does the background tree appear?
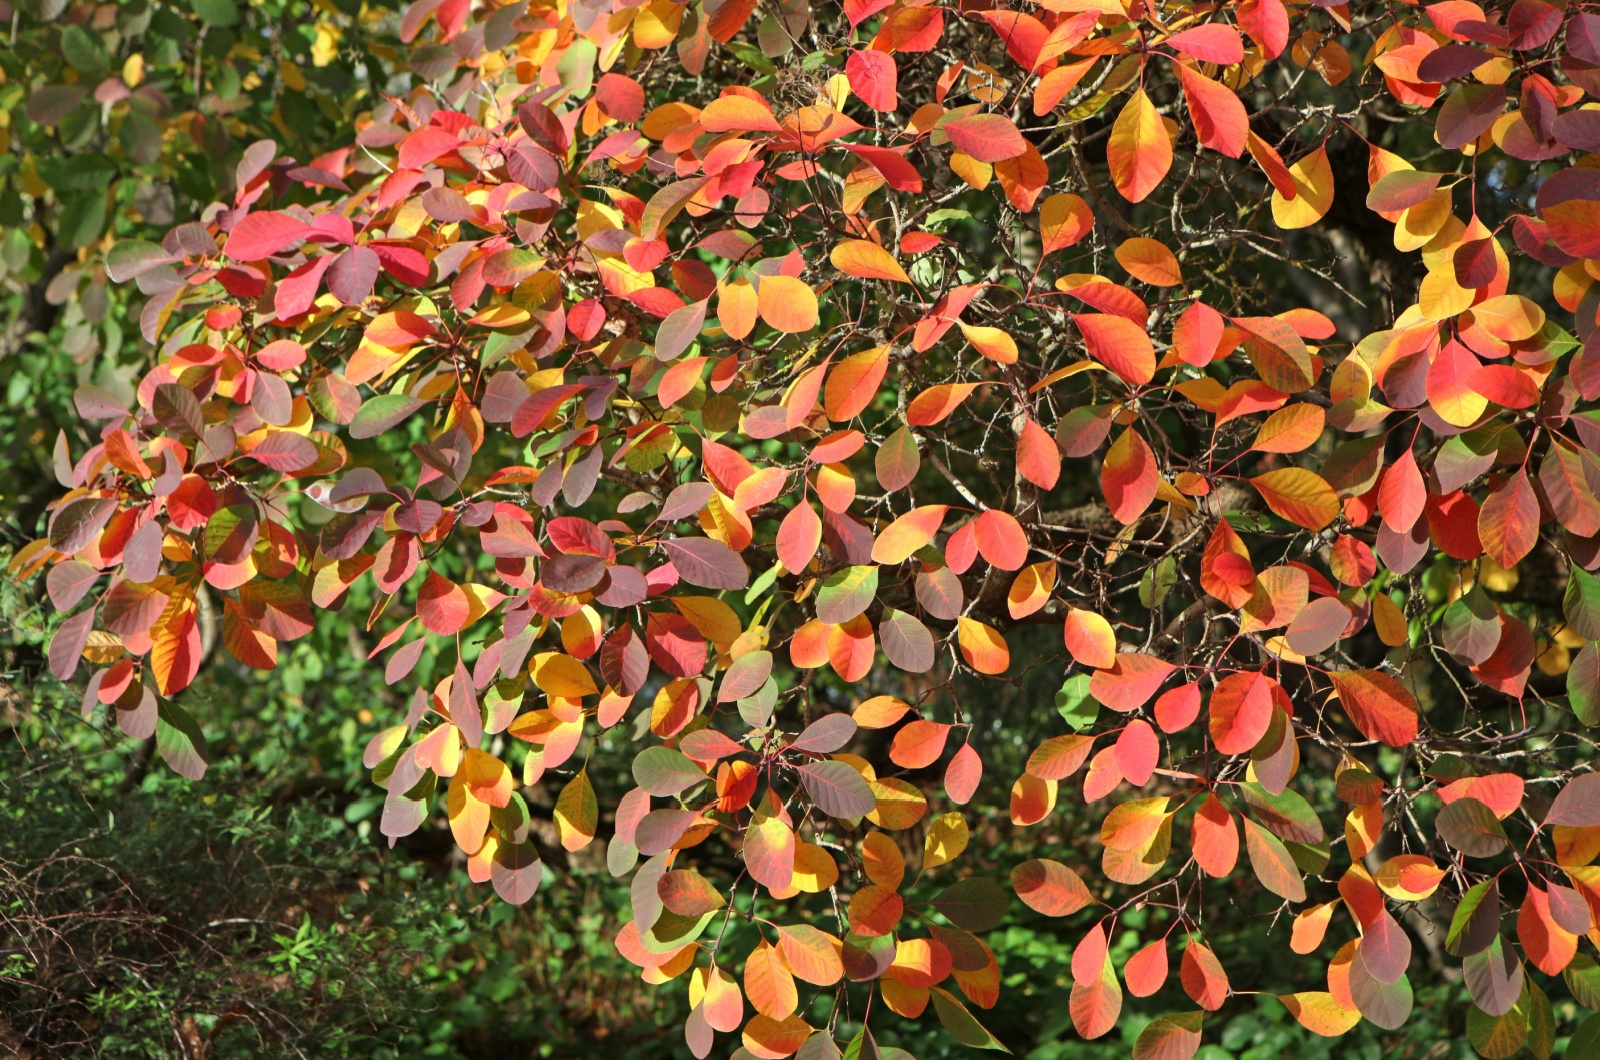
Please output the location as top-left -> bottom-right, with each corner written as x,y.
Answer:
8,0 -> 1600,1056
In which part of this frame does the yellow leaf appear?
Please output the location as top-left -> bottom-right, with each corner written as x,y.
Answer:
923,811 -> 969,870
1271,145 -> 1334,230
554,768 -> 598,851
673,596 -> 743,645
1278,992 -> 1361,1037
949,149 -> 992,189
1250,468 -> 1340,530
957,322 -> 1018,364
530,651 -> 599,697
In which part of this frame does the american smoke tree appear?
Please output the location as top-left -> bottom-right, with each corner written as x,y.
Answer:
17,0 -> 1600,1054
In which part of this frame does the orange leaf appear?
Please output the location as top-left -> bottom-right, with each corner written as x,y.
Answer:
1208,670 -> 1278,755
1064,608 -> 1116,669
1076,312 -> 1155,385
957,616 -> 1010,674
906,382 -> 981,426
1040,192 -> 1096,255
1069,952 -> 1122,1038
745,940 -> 800,1020
1124,940 -> 1169,997
1192,794 -> 1239,877
776,925 -> 844,986
1179,940 -> 1229,1010
1115,237 -> 1183,287
1010,772 -> 1057,825
1278,992 -> 1361,1037
756,275 -> 818,333
1251,403 -> 1325,453
1478,468 -> 1538,569
700,94 -> 782,132
831,239 -> 911,283
1008,560 -> 1056,619
1328,669 -> 1418,747
1089,653 -> 1176,711
1101,428 -> 1159,524
1107,88 -> 1171,203
891,718 -> 952,769
825,345 -> 890,420
1011,858 -> 1092,915
1291,902 -> 1336,954
872,504 -> 950,565
1017,416 -> 1061,489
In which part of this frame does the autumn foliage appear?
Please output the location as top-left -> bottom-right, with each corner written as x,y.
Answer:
25,0 -> 1600,1053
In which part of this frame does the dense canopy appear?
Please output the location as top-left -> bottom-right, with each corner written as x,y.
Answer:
13,0 -> 1600,1054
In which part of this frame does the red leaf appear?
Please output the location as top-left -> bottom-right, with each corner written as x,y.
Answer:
1377,448 -> 1425,533
842,144 -> 924,192
1017,416 -> 1061,489
1076,312 -> 1156,384
1208,670 -> 1277,755
1166,24 -> 1246,63
1125,940 -> 1169,997
1180,940 -> 1229,1010
1191,795 -> 1239,877
1115,720 -> 1159,786
224,210 -> 312,260
846,49 -> 898,111
973,509 -> 1029,570
1089,653 -> 1176,711
945,742 -> 983,805
944,112 -> 1028,162
1175,63 -> 1247,158
1478,468 -> 1539,569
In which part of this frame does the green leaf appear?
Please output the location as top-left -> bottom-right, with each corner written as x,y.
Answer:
1566,952 -> 1600,1011
349,393 -> 426,439
1239,782 -> 1324,844
1447,879 -> 1499,957
814,565 -> 878,624
1441,585 -> 1501,665
1139,555 -> 1177,608
61,23 -> 108,73
156,700 -> 209,780
1567,567 -> 1600,640
1525,978 -> 1554,1060
189,0 -> 240,26
58,192 -> 108,249
932,877 -> 1009,932
1465,994 -> 1526,1060
631,746 -> 707,796
931,987 -> 1010,1051
105,238 -> 176,282
1576,642 -> 1600,726
1056,673 -> 1098,732
1570,1012 -> 1600,1058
